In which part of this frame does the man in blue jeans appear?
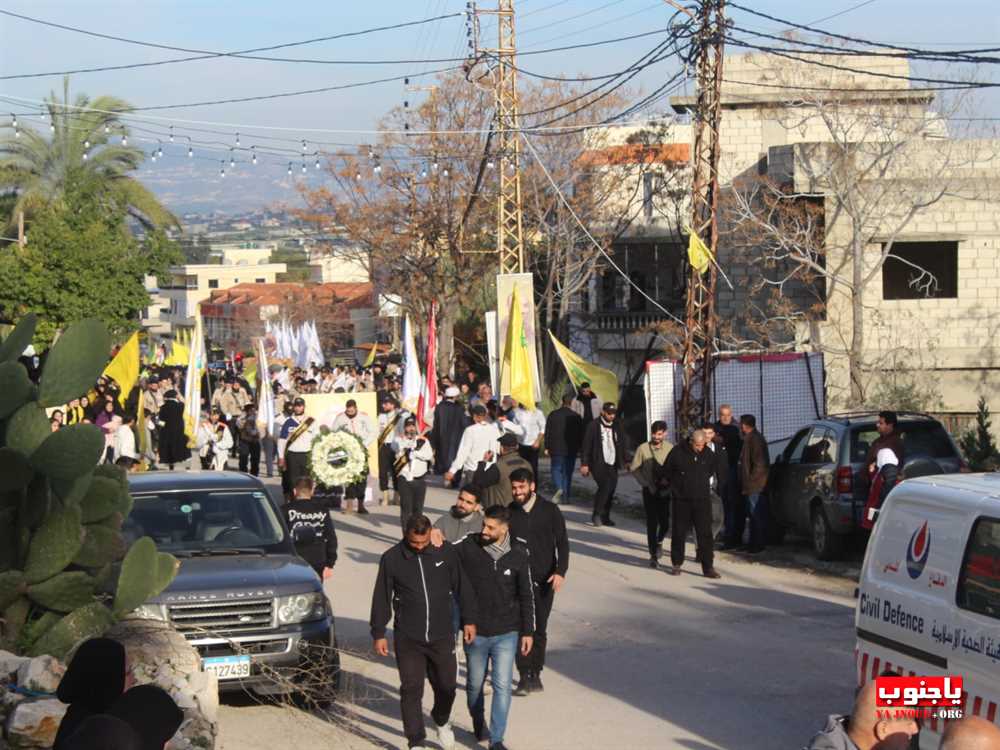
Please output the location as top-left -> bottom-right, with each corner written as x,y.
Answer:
543,395 -> 583,504
455,505 -> 535,750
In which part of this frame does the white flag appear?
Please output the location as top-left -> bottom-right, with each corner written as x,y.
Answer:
401,315 -> 422,411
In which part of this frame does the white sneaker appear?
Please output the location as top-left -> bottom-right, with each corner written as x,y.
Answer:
434,721 -> 456,750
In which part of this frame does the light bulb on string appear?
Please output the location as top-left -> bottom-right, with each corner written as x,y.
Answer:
229,149 -> 235,169
301,163 -> 307,174
374,162 -> 382,174
301,140 -> 307,153
104,123 -> 110,134
442,167 -> 449,177
235,132 -> 240,147
355,170 -> 362,181
367,148 -> 374,160
158,144 -> 164,158
169,126 -> 174,142
314,155 -> 320,170
251,146 -> 257,165
421,166 -> 427,178
220,161 -> 225,178
82,151 -> 88,161
486,159 -> 495,169
187,145 -> 193,158
11,114 -> 16,129
287,163 -> 293,176
14,127 -> 19,139
50,121 -> 55,133
121,134 -> 127,146
431,160 -> 438,171
84,138 -> 90,149
151,152 -> 156,163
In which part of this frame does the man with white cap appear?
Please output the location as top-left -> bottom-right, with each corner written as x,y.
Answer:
433,386 -> 470,478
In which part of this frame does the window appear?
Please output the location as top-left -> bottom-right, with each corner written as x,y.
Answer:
207,279 -> 219,289
783,428 -> 811,464
957,517 -> 1000,620
882,241 -> 958,300
802,428 -> 838,465
255,278 -> 265,284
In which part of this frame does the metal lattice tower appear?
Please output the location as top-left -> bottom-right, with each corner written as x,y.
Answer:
678,0 -> 726,431
471,0 -> 525,274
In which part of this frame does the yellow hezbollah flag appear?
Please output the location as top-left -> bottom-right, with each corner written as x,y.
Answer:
103,332 -> 140,406
547,331 -> 618,407
687,226 -> 713,274
364,342 -> 378,368
501,286 -> 535,411
165,339 -> 189,367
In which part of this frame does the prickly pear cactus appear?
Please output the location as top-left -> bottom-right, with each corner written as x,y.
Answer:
0,315 -> 179,659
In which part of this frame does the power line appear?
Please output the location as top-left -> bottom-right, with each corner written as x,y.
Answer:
1,93 -> 672,135
0,11 -> 467,80
728,2 -> 1000,58
723,37 -> 999,89
519,0 -> 631,37
522,2 -> 665,50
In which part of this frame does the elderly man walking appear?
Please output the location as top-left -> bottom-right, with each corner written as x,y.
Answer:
666,429 -> 722,579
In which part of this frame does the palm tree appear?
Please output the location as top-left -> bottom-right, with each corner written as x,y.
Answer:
0,78 -> 178,233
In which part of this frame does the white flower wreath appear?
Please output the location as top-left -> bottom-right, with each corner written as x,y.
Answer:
309,428 -> 369,488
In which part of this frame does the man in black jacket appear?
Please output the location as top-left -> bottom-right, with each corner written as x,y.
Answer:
507,468 -> 569,696
579,402 -> 627,527
370,515 -> 477,750
544,395 -> 583,504
456,506 -> 535,750
666,430 -> 722,579
284,477 -> 338,579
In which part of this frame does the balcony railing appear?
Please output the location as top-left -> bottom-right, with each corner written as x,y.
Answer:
589,310 -> 674,332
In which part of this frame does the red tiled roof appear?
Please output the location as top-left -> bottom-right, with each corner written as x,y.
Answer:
204,282 -> 374,310
579,143 -> 689,167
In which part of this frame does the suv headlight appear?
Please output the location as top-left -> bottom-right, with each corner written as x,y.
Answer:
276,593 -> 325,625
132,604 -> 167,621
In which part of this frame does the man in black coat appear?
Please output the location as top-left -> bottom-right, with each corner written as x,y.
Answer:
544,395 -> 583,504
665,429 -> 722,579
157,390 -> 189,470
370,515 -> 477,750
579,402 -> 627,527
455,505 -> 535,747
284,477 -> 338,579
432,386 -> 470,477
507,468 -> 569,697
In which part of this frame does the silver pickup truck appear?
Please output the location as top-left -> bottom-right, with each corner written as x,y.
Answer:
124,472 -> 339,697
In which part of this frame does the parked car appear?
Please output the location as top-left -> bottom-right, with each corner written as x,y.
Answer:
856,473 -> 1000,746
124,471 -> 339,697
768,412 -> 966,560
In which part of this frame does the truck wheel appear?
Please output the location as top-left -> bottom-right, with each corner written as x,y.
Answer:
812,506 -> 844,561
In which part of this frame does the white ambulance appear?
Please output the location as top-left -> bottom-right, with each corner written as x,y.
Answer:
855,473 -> 1000,746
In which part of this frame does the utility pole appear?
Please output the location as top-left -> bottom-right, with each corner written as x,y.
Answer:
675,0 -> 726,431
469,0 -> 526,274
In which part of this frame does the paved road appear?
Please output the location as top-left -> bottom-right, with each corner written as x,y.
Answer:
221,477 -> 859,750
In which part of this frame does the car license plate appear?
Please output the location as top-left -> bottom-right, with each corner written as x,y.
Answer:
202,655 -> 251,680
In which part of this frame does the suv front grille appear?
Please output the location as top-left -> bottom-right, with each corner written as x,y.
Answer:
167,598 -> 274,636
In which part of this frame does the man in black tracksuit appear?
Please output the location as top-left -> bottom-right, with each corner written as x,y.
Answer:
370,515 -> 477,750
666,429 -> 722,579
507,467 -> 569,696
456,505 -> 535,750
284,477 -> 338,579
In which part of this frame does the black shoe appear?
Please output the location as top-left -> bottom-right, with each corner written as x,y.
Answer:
473,716 -> 489,742
694,550 -> 703,564
513,672 -> 533,696
655,544 -> 664,560
357,504 -> 370,514
649,556 -> 658,569
531,672 -> 544,692
602,517 -> 616,527
590,516 -> 602,527
488,744 -> 509,750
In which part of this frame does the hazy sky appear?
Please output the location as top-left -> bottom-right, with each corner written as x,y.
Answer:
2,0 -> 997,213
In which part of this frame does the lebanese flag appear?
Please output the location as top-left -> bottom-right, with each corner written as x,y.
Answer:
417,302 -> 438,432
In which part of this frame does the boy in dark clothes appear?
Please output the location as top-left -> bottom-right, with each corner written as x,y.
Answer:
284,477 -> 338,579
